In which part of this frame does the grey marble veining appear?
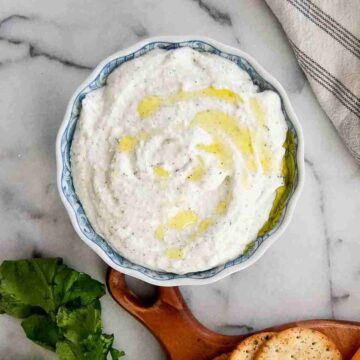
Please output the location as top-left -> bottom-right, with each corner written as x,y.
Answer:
0,0 -> 359,359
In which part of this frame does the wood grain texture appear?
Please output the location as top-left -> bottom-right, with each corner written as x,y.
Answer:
107,269 -> 360,360
352,347 -> 360,360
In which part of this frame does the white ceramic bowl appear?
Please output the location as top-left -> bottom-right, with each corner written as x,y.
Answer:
56,36 -> 304,286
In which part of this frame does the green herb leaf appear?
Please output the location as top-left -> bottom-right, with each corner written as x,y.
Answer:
110,347 -> 126,360
54,266 -> 105,308
56,334 -> 124,360
56,340 -> 80,360
0,291 -> 35,318
0,257 -> 124,359
0,258 -> 61,314
81,334 -> 114,359
57,301 -> 102,343
21,314 -> 60,351
0,258 -> 105,315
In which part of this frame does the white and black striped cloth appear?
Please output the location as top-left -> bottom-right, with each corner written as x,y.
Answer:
266,0 -> 360,164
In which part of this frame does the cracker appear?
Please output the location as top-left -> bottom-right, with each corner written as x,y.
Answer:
255,327 -> 342,359
229,332 -> 276,360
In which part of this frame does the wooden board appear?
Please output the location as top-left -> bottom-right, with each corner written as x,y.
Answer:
107,269 -> 360,360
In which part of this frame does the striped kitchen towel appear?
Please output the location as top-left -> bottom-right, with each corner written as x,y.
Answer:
265,0 -> 360,164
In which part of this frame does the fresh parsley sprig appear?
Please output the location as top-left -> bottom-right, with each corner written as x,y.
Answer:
0,258 -> 124,359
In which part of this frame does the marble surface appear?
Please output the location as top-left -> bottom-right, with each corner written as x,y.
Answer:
0,0 -> 359,359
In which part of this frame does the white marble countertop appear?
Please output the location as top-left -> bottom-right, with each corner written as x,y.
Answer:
0,0 -> 359,359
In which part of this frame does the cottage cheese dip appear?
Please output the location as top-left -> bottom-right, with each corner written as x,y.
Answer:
71,47 -> 288,274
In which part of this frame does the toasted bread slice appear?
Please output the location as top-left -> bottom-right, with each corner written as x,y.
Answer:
255,327 -> 342,359
229,332 -> 275,360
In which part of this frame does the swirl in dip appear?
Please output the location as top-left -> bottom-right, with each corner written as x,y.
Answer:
71,47 -> 289,274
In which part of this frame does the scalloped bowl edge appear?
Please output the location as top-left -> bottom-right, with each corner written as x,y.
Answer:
56,36 -> 305,286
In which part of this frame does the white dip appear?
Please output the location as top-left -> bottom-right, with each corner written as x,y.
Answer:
71,47 -> 288,274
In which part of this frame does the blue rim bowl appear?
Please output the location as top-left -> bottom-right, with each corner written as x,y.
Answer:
56,36 -> 304,286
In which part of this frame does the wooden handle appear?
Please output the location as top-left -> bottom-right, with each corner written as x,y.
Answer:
107,269 -> 360,359
107,268 -> 244,360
